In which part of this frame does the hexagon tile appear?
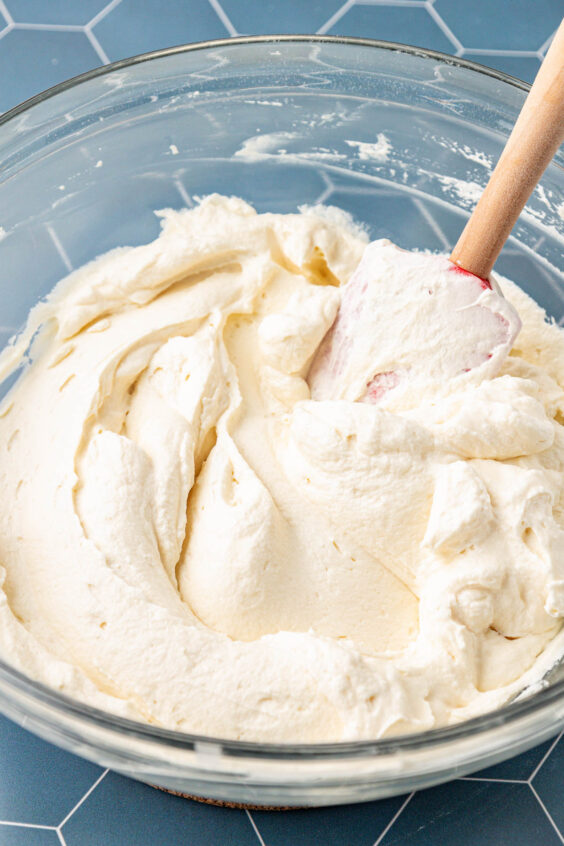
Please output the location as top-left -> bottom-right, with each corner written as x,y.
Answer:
0,1 -> 564,845
0,0 -> 560,111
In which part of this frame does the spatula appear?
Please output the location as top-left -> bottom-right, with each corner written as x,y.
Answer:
308,19 -> 564,405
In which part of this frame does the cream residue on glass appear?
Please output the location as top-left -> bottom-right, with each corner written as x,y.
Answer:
0,194 -> 563,742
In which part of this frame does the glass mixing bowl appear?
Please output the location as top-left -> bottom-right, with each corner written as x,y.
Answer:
0,36 -> 563,808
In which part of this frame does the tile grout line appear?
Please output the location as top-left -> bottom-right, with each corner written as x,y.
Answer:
0,6 -> 561,844
538,26 -> 558,56
528,732 -> 563,784
57,768 -> 110,830
0,821 -> 58,830
316,0 -> 354,35
425,3 -> 464,53
315,185 -> 334,204
460,776 -> 527,784
87,0 -> 124,30
0,0 -> 12,25
531,234 -> 546,251
372,791 -> 415,846
84,27 -> 111,65
461,48 -> 541,57
12,22 -> 85,31
314,169 -> 336,204
173,178 -> 195,207
245,810 -> 267,846
46,224 -> 74,272
530,783 -> 564,845
207,0 -> 238,37
411,197 -> 451,250
502,228 -> 564,292
526,257 -> 564,302
356,0 -> 428,7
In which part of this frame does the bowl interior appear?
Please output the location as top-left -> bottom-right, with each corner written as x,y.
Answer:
0,37 -> 563,803
1,38 -> 563,358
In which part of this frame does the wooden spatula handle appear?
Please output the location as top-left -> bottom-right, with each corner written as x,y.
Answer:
450,19 -> 564,280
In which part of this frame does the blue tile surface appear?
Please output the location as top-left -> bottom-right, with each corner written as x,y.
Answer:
92,0 -> 230,63
471,737 -> 554,782
379,780 -> 563,846
0,2 -> 563,845
0,28 -> 100,112
62,771 -> 259,846
0,828 -> 60,845
220,0 -> 344,35
253,796 -> 408,846
327,190 -> 451,252
0,223 -> 70,330
325,4 -> 455,55
462,53 -> 542,83
180,162 -> 329,216
5,0 -> 107,25
434,0 -> 562,51
0,716 -> 102,827
532,734 -> 564,833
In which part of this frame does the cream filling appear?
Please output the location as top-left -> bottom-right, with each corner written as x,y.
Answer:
0,194 -> 563,742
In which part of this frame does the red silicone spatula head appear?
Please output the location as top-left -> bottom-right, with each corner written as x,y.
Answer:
308,20 -> 564,406
308,242 -> 521,408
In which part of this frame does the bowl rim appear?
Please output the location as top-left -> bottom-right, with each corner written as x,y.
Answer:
0,32 -> 530,130
1,34 -> 562,759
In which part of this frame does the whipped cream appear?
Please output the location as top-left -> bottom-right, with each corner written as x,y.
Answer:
0,194 -> 563,742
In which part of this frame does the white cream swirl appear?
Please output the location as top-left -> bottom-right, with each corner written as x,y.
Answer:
0,195 -> 562,742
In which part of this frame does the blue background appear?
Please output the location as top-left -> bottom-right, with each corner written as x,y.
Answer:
0,1 -> 563,844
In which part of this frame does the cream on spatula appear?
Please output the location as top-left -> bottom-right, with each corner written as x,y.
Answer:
309,19 -> 564,406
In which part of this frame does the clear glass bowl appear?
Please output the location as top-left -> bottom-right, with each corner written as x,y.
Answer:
0,36 -> 563,808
